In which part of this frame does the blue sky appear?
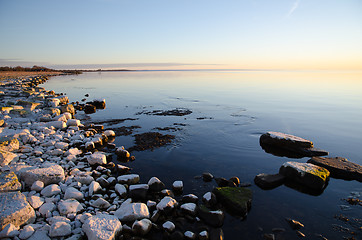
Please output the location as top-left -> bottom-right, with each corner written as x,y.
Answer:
0,0 -> 361,70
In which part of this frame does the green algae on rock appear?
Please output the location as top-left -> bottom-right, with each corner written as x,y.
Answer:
213,187 -> 252,217
279,162 -> 330,190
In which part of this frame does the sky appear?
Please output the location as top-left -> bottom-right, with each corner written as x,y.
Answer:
0,0 -> 361,70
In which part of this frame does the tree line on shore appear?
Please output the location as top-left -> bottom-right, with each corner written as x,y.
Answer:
0,65 -> 82,74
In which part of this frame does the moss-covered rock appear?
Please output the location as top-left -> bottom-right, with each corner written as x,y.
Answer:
279,162 -> 330,190
0,137 -> 19,152
0,172 -> 21,192
213,187 -> 252,217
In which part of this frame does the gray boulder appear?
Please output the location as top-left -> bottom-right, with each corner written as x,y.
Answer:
15,163 -> 65,187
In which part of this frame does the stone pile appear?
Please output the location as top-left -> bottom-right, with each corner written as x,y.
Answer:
0,76 -> 253,240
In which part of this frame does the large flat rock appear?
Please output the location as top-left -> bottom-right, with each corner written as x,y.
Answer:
0,191 -> 35,230
15,163 -> 65,187
279,162 -> 330,190
260,132 -> 328,157
307,157 -> 362,182
0,172 -> 21,192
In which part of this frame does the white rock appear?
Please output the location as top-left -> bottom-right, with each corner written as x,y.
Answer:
156,196 -> 178,211
172,180 -> 183,191
147,200 -> 156,209
103,130 -> 115,137
180,203 -> 197,215
162,221 -> 175,232
90,198 -> 111,209
65,148 -> 82,156
49,221 -> 71,237
17,163 -> 65,187
117,174 -> 139,185
27,195 -> 44,209
47,216 -> 71,225
49,98 -> 60,107
74,174 -> 94,185
57,199 -> 83,215
89,181 -> 102,196
54,142 -> 69,150
114,201 -> 150,222
184,231 -> 195,239
40,184 -> 61,197
38,202 -> 55,216
115,184 -> 127,198
67,119 -> 80,127
132,219 -> 152,236
31,181 -> 44,192
64,187 -> 84,200
199,230 -> 209,238
82,214 -> 122,240
87,152 -> 107,165
19,225 -> 34,239
47,121 -> 66,129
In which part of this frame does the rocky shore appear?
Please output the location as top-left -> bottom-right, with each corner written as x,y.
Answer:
0,75 -> 253,240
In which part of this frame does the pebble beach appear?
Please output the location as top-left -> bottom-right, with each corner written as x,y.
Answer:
0,73 -> 245,240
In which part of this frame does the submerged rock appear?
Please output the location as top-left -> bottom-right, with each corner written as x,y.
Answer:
213,187 -> 252,217
279,162 -> 330,190
254,173 -> 285,190
307,156 -> 362,182
197,205 -> 225,227
260,132 -> 328,157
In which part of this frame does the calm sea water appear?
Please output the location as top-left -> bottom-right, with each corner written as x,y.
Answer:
43,71 -> 362,239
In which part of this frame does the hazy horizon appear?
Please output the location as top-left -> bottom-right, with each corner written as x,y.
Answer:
1,0 -> 361,71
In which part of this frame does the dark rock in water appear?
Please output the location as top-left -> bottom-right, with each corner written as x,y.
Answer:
91,99 -> 106,109
209,228 -> 224,240
215,178 -> 229,187
263,233 -> 275,240
170,231 -> 184,240
279,162 -> 330,190
229,176 -> 240,187
202,172 -> 213,182
307,157 -> 362,182
213,187 -> 252,217
136,108 -> 192,116
254,173 -> 285,190
197,205 -> 225,228
182,194 -> 198,203
148,177 -> 165,192
260,132 -> 328,157
84,104 -> 96,114
286,218 -> 304,230
202,192 -> 217,207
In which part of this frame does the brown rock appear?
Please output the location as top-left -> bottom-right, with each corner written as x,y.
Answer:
307,157 -> 362,182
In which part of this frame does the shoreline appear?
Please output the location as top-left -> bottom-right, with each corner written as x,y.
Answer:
0,73 -> 246,239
